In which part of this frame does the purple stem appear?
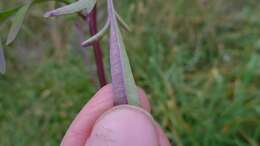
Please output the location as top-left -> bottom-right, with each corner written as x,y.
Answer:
86,5 -> 107,87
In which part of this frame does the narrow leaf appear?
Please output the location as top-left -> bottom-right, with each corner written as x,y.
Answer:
114,10 -> 131,32
44,0 -> 96,17
0,0 -> 69,23
6,2 -> 31,45
0,38 -> 6,74
81,19 -> 109,47
108,0 -> 140,106
0,7 -> 21,22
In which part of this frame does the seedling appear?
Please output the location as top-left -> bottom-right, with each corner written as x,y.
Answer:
0,0 -> 140,106
45,0 -> 140,106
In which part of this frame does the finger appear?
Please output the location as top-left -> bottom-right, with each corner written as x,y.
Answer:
85,105 -> 159,146
61,84 -> 150,146
137,87 -> 151,112
155,123 -> 171,146
61,84 -> 113,146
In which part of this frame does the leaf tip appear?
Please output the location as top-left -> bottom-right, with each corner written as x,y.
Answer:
81,41 -> 91,47
5,39 -> 12,46
43,11 -> 56,18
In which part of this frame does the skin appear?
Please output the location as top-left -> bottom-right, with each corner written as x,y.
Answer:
61,84 -> 171,146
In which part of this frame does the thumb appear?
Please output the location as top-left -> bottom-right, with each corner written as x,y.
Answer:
85,105 -> 159,146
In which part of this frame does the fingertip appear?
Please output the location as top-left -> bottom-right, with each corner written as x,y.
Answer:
85,105 -> 158,146
61,84 -> 152,146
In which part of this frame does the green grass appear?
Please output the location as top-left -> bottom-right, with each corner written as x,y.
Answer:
1,0 -> 260,145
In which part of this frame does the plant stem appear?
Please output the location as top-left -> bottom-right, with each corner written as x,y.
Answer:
86,5 -> 107,87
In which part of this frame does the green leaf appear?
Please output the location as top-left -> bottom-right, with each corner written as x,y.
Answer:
81,19 -> 110,47
0,38 -> 6,74
108,0 -> 140,106
0,7 -> 21,22
114,10 -> 131,32
0,0 -> 66,23
6,2 -> 32,45
44,0 -> 96,17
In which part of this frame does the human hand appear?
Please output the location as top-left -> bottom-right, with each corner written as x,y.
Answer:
61,84 -> 171,146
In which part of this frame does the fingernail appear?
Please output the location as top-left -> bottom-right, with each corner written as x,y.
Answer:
85,105 -> 159,146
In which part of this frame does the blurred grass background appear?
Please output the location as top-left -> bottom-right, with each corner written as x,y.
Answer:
1,0 -> 260,145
